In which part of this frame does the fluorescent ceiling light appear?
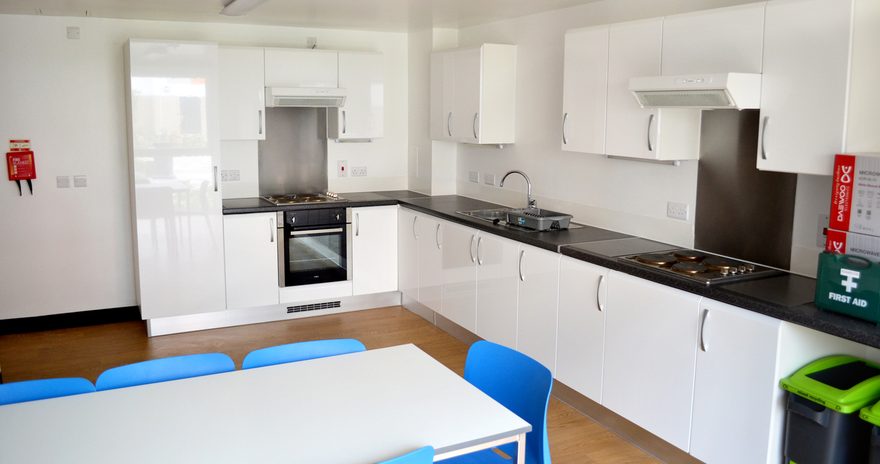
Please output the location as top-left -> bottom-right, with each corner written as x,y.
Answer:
220,0 -> 268,16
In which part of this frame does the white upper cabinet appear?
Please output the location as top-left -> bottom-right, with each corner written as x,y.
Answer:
561,26 -> 609,155
264,48 -> 338,88
352,206 -> 398,296
431,44 -> 517,145
757,0 -> 879,175
125,39 -> 227,319
328,52 -> 384,141
219,47 -> 265,141
223,213 -> 279,309
605,19 -> 701,161
661,2 -> 765,75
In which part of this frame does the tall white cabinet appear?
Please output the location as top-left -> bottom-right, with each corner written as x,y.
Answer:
328,52 -> 384,141
125,39 -> 226,319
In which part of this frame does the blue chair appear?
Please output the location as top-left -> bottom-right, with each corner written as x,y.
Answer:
241,338 -> 366,369
95,353 -> 235,391
439,341 -> 553,464
379,446 -> 434,464
0,377 -> 95,406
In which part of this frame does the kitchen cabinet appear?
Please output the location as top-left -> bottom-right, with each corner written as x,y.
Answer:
474,233 -> 520,349
556,257 -> 608,402
757,0 -> 879,175
689,299 -> 781,464
219,47 -> 265,140
605,19 -> 701,161
602,271 -> 700,451
430,44 -> 517,145
416,214 -> 443,313
516,245 -> 561,375
125,40 -> 227,319
440,222 -> 478,332
398,208 -> 419,306
264,48 -> 338,88
661,2 -> 765,75
328,52 -> 384,141
352,206 -> 398,295
561,26 -> 609,155
223,213 -> 279,309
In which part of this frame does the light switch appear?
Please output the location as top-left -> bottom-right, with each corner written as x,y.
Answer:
73,175 -> 87,188
56,176 -> 71,188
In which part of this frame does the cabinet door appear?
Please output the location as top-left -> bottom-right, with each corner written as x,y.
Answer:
219,47 -> 265,140
605,19 -> 662,159
398,209 -> 419,305
127,40 -> 227,319
264,48 -> 338,88
557,257 -> 607,402
431,51 -> 457,141
516,246 -> 560,374
417,215 -> 443,313
603,271 -> 700,451
352,206 -> 398,295
330,52 -> 384,140
690,299 -> 781,464
441,222 -> 478,332
223,213 -> 280,309
562,26 -> 608,154
757,0 -> 852,175
452,48 -> 482,144
475,233 -> 520,348
661,3 -> 765,75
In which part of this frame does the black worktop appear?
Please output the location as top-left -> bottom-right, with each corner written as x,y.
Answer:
223,190 -> 880,348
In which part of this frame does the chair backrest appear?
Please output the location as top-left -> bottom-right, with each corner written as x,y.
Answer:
241,338 -> 366,369
95,353 -> 235,391
378,446 -> 434,464
464,341 -> 553,464
0,377 -> 95,406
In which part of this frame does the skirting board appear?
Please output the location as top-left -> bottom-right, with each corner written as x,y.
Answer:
147,292 -> 401,337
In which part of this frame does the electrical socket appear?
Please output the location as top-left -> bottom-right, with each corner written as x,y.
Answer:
337,160 -> 348,177
484,173 -> 496,186
351,166 -> 367,177
468,171 -> 479,183
666,201 -> 689,221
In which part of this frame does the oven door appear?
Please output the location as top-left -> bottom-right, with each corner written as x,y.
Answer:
282,225 -> 349,287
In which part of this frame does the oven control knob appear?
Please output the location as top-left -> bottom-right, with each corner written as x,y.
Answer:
720,268 -> 729,276
739,265 -> 747,274
729,267 -> 738,275
746,264 -> 755,272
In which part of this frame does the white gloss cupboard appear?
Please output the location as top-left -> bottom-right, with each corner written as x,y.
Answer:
223,213 -> 279,309
515,246 -> 561,375
352,206 -> 398,296
440,222 -> 478,332
264,48 -> 338,88
328,52 -> 384,141
398,208 -> 420,306
474,233 -> 520,349
218,46 -> 265,140
561,26 -> 609,155
125,39 -> 226,319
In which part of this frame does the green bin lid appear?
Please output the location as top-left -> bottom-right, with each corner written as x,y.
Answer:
780,355 -> 880,414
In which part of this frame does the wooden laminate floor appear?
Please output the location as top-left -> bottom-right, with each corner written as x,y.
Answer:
0,306 -> 659,464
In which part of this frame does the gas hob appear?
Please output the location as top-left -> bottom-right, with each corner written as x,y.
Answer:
262,192 -> 346,205
620,249 -> 782,286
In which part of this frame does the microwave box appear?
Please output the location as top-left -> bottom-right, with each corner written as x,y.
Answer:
825,229 -> 880,261
829,153 -> 880,237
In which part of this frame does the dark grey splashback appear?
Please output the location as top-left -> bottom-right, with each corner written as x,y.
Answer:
259,107 -> 328,195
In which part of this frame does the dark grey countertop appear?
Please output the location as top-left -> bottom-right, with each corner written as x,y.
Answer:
223,190 -> 880,348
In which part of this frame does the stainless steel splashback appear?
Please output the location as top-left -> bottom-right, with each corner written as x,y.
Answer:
694,110 -> 797,270
259,107 -> 328,195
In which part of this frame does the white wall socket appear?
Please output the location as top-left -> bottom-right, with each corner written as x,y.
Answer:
666,201 -> 689,221
484,173 -> 496,186
337,160 -> 348,177
351,166 -> 367,177
468,171 -> 479,183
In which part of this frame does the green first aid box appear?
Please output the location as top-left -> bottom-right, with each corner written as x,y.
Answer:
815,252 -> 880,324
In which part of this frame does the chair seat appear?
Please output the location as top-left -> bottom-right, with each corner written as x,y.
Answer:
437,448 -> 513,464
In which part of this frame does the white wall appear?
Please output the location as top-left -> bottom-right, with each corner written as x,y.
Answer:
0,14 -> 408,319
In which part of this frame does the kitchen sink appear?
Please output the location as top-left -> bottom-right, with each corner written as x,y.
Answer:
457,208 -> 514,222
457,207 -> 575,232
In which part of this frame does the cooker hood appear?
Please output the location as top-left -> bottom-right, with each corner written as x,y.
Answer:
629,73 -> 761,110
265,87 -> 347,108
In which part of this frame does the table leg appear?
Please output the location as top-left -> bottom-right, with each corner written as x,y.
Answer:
516,433 -> 526,464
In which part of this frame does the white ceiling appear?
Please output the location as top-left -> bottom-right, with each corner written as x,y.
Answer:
0,0 -> 606,32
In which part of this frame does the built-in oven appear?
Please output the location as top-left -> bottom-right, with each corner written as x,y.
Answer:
276,208 -> 351,287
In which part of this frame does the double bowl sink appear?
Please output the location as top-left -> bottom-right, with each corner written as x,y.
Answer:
457,207 -> 574,232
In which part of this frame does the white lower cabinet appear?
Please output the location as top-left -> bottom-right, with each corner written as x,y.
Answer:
602,271 -> 701,451
223,213 -> 280,309
556,257 -> 608,402
398,209 -> 419,305
416,214 -> 443,313
690,299 -> 781,464
441,222 -> 478,332
352,206 -> 398,295
515,246 -> 561,375
475,233 -> 520,349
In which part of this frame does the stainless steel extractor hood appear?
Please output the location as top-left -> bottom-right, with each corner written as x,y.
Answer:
629,73 -> 761,110
265,87 -> 347,108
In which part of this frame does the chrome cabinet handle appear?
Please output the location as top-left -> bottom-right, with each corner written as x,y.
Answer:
647,113 -> 655,152
518,250 -> 525,282
213,166 -> 219,192
290,227 -> 344,236
435,223 -> 441,249
258,110 -> 263,135
760,116 -> 769,160
269,217 -> 275,243
699,308 -> 710,352
412,216 -> 418,239
472,113 -> 479,140
562,112 -> 569,145
355,212 -> 360,237
342,110 -> 347,135
469,235 -> 476,263
447,112 -> 453,137
596,275 -> 605,312
477,237 -> 483,265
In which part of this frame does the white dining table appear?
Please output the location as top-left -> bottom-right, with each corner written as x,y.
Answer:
0,344 -> 530,463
